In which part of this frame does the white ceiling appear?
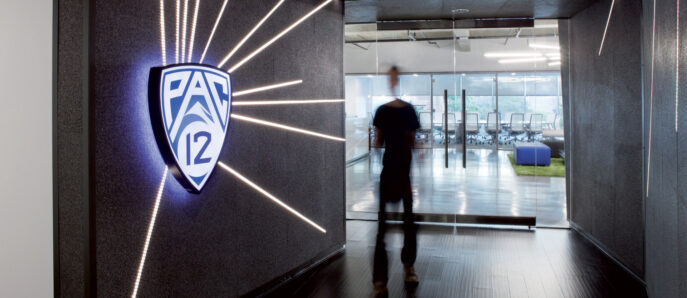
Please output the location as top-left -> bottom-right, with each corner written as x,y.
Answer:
344,36 -> 561,74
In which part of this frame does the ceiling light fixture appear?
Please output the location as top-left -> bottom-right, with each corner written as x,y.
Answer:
529,43 -> 560,50
548,61 -> 561,66
484,52 -> 542,58
497,57 -> 547,64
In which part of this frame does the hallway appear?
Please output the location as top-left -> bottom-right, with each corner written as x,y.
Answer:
270,221 -> 646,298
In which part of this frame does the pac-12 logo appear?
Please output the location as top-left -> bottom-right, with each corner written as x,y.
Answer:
149,64 -> 231,193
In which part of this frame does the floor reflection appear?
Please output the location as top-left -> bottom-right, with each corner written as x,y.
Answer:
346,148 -> 568,227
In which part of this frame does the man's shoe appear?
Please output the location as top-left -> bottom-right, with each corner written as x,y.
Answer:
404,266 -> 419,285
373,283 -> 388,298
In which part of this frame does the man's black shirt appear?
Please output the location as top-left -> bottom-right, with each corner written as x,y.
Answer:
373,101 -> 420,178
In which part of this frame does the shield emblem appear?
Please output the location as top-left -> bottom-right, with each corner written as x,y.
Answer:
149,64 -> 231,193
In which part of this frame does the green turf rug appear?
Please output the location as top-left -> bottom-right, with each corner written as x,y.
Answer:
507,154 -> 565,177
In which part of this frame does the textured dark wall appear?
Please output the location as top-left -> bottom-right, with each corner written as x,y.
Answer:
53,0 -> 347,296
56,0 -> 90,296
642,0 -> 687,297
566,0 -> 645,277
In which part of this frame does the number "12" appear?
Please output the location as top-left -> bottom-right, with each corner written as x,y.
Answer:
186,131 -> 211,165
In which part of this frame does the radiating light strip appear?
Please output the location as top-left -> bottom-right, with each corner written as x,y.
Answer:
131,167 -> 168,298
199,0 -> 228,64
187,0 -> 200,62
647,0 -> 656,197
217,162 -> 326,233
159,0 -> 167,66
483,52 -> 542,58
232,79 -> 302,97
175,0 -> 180,63
231,114 -> 345,141
232,99 -> 344,106
217,0 -> 285,68
548,62 -> 561,66
228,0 -> 333,73
498,57 -> 547,64
599,0 -> 616,56
676,0 -> 680,132
181,0 -> 189,62
528,43 -> 560,50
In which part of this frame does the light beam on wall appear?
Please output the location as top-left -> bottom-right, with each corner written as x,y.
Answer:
676,0 -> 680,132
187,0 -> 200,62
217,162 -> 326,233
181,0 -> 189,62
175,0 -> 180,63
159,0 -> 167,66
647,0 -> 657,197
199,0 -> 228,64
232,79 -> 302,97
217,0 -> 285,68
131,167 -> 168,298
232,99 -> 344,106
227,0 -> 333,73
598,0 -> 615,56
231,114 -> 345,141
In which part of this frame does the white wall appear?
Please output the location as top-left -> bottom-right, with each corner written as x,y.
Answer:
0,1 -> 54,297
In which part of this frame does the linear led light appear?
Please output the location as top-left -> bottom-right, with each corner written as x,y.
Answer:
545,52 -> 560,57
484,52 -> 542,58
159,0 -> 167,66
181,0 -> 189,62
217,0 -> 285,68
232,99 -> 344,106
199,0 -> 228,64
548,62 -> 561,66
232,79 -> 302,97
676,0 -> 680,132
549,56 -> 561,61
217,162 -> 327,233
175,0 -> 180,63
231,114 -> 345,142
497,57 -> 547,64
528,43 -> 560,50
599,0 -> 616,56
647,0 -> 657,197
187,0 -> 200,62
131,167 -> 168,298
228,0 -> 333,73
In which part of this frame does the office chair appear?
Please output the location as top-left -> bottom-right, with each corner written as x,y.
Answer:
442,112 -> 457,144
465,112 -> 480,144
507,113 -> 525,144
485,112 -> 500,145
417,112 -> 432,146
526,113 -> 544,141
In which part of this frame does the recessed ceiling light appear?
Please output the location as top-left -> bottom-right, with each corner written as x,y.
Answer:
548,61 -> 561,66
452,8 -> 470,14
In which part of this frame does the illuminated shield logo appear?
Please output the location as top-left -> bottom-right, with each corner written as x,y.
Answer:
149,64 -> 231,193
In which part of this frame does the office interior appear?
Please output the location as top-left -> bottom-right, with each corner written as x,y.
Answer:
0,0 -> 685,297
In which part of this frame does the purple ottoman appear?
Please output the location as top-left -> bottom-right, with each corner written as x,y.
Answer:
514,142 -> 551,166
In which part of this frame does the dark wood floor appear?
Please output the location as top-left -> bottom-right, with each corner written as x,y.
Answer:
268,221 -> 646,298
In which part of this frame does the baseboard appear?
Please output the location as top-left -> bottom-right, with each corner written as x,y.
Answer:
569,221 -> 646,287
242,244 -> 345,297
